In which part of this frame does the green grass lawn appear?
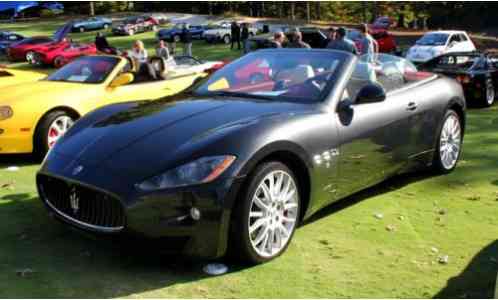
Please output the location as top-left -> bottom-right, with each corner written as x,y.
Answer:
0,19 -> 497,298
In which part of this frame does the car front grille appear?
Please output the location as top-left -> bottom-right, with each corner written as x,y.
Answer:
38,174 -> 125,232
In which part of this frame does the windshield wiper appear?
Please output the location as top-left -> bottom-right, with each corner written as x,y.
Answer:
207,90 -> 275,101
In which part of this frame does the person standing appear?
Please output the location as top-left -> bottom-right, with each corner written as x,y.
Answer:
181,23 -> 193,56
358,23 -> 379,57
322,27 -> 336,48
285,30 -> 311,48
241,23 -> 251,53
230,21 -> 241,50
326,27 -> 358,54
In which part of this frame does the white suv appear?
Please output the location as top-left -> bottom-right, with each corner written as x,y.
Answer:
406,31 -> 476,63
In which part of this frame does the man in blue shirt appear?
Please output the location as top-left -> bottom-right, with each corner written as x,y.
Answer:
326,27 -> 358,54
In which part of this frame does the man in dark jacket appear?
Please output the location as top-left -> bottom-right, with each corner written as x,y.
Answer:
95,32 -> 117,54
230,22 -> 241,50
285,30 -> 311,49
241,23 -> 251,53
181,23 -> 193,56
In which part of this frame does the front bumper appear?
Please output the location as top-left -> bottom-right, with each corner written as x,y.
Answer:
37,153 -> 244,258
0,121 -> 33,154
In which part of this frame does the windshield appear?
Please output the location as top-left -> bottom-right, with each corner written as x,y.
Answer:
416,33 -> 449,46
195,50 -> 350,103
46,56 -> 118,84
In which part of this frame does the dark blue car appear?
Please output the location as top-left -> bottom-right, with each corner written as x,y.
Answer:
0,32 -> 24,54
72,17 -> 112,33
156,23 -> 207,42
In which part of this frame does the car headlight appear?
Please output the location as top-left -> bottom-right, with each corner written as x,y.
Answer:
0,106 -> 13,121
136,155 -> 236,191
431,48 -> 442,57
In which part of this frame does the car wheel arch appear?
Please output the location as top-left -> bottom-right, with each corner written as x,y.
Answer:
231,141 -> 313,221
33,106 -> 81,139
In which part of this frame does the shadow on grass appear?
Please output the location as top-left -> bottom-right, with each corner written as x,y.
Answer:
304,170 -> 436,225
433,240 -> 498,299
0,192 -> 234,298
0,153 -> 41,168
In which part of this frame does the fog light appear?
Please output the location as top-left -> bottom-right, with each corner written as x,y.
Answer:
190,207 -> 201,221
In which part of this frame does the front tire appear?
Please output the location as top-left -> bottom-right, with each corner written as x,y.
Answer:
231,162 -> 301,264
223,34 -> 231,44
432,109 -> 462,173
34,111 -> 75,157
79,27 -> 85,33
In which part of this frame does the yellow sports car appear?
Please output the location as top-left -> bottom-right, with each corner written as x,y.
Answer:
0,55 -> 207,156
0,66 -> 47,88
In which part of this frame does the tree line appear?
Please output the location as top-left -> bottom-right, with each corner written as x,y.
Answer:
64,1 -> 498,31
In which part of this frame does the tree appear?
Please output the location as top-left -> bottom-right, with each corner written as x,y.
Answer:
306,2 -> 311,23
290,2 -> 295,20
89,1 -> 94,16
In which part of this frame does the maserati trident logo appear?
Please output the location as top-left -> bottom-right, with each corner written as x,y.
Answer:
69,187 -> 79,215
72,165 -> 84,176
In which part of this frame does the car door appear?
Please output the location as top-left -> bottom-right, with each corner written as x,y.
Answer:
334,58 -> 417,198
447,34 -> 463,53
460,33 -> 475,52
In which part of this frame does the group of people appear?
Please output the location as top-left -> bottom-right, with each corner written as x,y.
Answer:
95,31 -> 178,81
230,21 -> 252,53
325,24 -> 378,56
266,23 -> 378,57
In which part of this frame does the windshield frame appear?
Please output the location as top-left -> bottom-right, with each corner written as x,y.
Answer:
45,56 -> 120,85
193,49 -> 353,104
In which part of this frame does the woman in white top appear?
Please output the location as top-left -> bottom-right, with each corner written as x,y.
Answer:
129,40 -> 148,65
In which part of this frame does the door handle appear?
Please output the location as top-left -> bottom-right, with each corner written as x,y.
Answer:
407,102 -> 418,111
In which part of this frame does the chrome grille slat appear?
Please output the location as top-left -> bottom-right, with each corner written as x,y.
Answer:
38,175 -> 125,232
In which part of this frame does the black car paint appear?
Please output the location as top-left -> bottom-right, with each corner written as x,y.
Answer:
37,50 -> 466,259
419,52 -> 498,105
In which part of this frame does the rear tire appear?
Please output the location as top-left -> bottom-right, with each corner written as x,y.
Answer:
34,111 -> 75,158
231,161 -> 301,264
53,56 -> 65,68
432,109 -> 462,173
25,51 -> 35,63
483,78 -> 495,107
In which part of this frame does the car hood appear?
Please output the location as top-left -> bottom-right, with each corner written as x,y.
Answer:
53,21 -> 73,42
53,96 -> 308,177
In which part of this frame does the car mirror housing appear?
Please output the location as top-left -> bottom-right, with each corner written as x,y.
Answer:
355,83 -> 386,105
109,72 -> 134,88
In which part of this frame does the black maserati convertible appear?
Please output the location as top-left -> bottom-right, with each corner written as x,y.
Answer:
419,51 -> 498,107
37,50 -> 466,263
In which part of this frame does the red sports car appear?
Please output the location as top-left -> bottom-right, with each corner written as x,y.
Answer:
31,43 -> 98,68
7,22 -> 73,62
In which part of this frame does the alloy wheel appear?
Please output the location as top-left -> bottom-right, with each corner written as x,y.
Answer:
26,51 -> 35,63
248,170 -> 299,258
223,35 -> 231,44
439,114 -> 461,170
486,79 -> 495,106
47,115 -> 74,148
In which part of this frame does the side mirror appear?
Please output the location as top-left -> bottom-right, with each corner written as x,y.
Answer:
355,83 -> 386,105
109,72 -> 134,88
